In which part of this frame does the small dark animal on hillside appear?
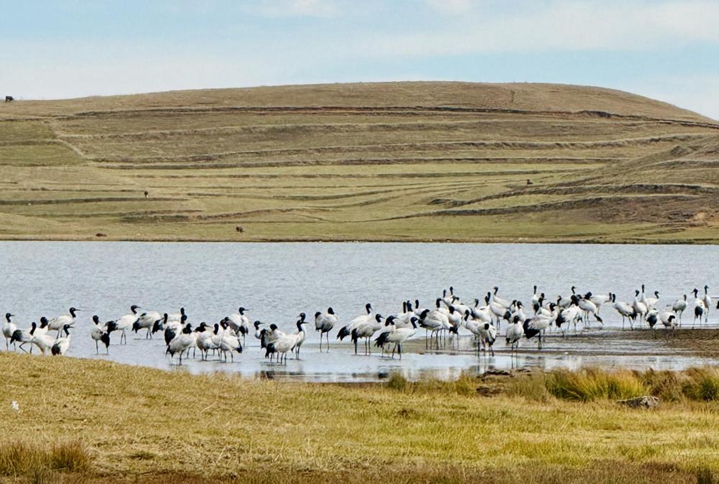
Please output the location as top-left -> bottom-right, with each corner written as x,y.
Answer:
526,179 -> 534,185
236,226 -> 244,233
144,191 -> 149,198
5,96 -> 13,102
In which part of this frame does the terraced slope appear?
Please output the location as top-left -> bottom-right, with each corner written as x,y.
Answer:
1,82 -> 718,242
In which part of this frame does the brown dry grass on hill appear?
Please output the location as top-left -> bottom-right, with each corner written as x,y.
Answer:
1,82 -> 718,242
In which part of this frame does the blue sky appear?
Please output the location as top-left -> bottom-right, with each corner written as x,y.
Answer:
1,0 -> 718,119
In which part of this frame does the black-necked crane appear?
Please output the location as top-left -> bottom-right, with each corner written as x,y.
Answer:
464,311 -> 497,356
91,315 -> 111,354
470,299 -> 493,324
487,293 -> 509,329
632,290 -> 648,327
441,287 -> 456,307
693,296 -> 706,329
253,320 -> 265,342
505,315 -> 524,353
557,286 -> 577,308
557,297 -> 583,333
266,326 -> 302,364
164,314 -> 186,347
702,285 -> 712,323
10,322 -> 36,353
115,305 -> 141,344
51,325 -> 72,356
672,295 -> 688,326
217,325 -> 243,363
589,292 -> 612,315
260,323 -> 285,360
535,302 -> 558,321
195,323 -> 217,361
646,309 -> 659,333
351,314 -> 384,355
337,303 -> 373,342
530,285 -> 540,313
660,310 -> 677,336
314,307 -> 337,352
374,316 -> 417,359
374,315 -> 398,357
479,322 -> 498,356
491,287 -> 511,308
396,301 -> 416,327
446,305 -> 463,339
523,314 -> 552,350
133,310 -> 162,339
418,307 -> 448,350
612,294 -> 636,330
166,323 -> 194,365
48,307 -> 80,337
508,301 -> 527,325
641,286 -> 660,311
226,307 -> 250,345
2,313 -> 16,350
167,307 -> 186,323
578,293 -> 603,328
294,313 -> 308,358
692,287 -> 710,326
30,316 -> 56,355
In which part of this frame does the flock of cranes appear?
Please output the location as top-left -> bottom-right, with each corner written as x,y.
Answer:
1,284 -> 716,365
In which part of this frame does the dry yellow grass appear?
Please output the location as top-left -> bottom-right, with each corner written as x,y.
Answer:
1,82 -> 719,243
2,353 -> 719,483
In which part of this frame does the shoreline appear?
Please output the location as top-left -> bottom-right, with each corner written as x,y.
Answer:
0,236 -> 717,244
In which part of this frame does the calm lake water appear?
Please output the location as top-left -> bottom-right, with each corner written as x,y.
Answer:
1,242 -> 718,381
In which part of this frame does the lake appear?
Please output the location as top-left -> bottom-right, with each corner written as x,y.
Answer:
1,242 -> 717,381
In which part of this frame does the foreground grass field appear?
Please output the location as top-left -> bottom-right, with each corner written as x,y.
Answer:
3,353 -> 719,483
1,82 -> 719,243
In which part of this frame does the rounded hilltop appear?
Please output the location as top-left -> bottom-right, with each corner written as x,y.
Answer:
2,82 -> 713,123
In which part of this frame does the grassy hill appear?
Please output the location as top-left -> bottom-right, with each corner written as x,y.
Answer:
1,81 -> 718,242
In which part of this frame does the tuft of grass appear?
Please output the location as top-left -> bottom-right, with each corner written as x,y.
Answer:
544,368 -> 647,402
642,369 -> 686,402
682,368 -> 719,402
0,440 -> 90,478
384,372 -> 477,396
385,372 -> 408,391
505,367 -> 719,403
504,371 -> 552,401
698,467 -> 715,484
50,440 -> 91,472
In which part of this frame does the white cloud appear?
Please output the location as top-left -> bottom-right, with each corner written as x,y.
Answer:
424,0 -> 473,15
634,75 -> 719,121
355,0 -> 719,57
0,42 -> 287,100
2,0 -> 719,121
249,0 -> 339,18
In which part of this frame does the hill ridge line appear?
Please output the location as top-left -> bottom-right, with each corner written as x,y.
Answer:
36,106 -> 719,130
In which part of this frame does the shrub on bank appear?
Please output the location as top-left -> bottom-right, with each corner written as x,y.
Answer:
506,367 -> 719,403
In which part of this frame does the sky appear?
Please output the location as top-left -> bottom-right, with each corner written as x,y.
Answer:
1,0 -> 718,119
